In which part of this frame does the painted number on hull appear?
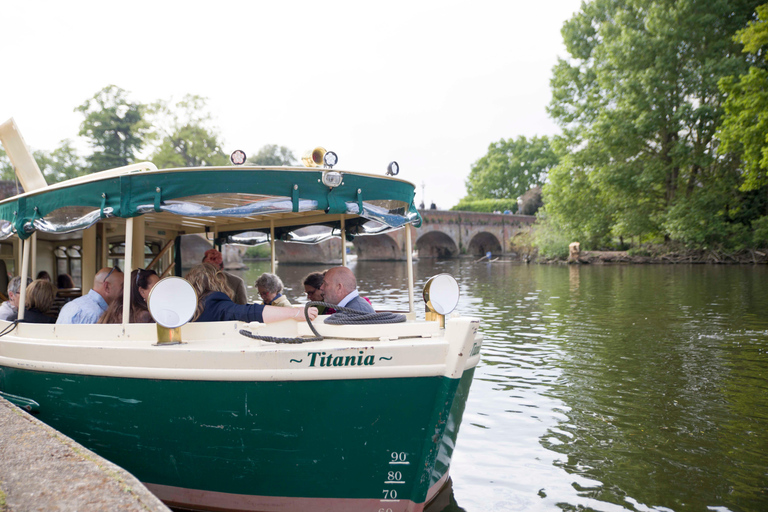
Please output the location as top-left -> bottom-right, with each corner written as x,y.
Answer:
379,451 -> 409,508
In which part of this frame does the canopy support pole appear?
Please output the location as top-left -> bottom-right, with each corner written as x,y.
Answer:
406,225 -> 414,314
341,215 -> 347,267
122,218 -> 134,325
270,220 -> 276,274
82,225 -> 97,294
17,238 -> 30,321
30,232 -> 37,281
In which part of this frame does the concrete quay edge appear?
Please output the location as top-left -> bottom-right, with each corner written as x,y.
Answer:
0,396 -> 169,512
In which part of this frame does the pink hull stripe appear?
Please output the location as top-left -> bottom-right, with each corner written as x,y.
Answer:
145,473 -> 449,512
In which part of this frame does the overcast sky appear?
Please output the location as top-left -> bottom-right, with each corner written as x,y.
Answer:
1,0 -> 581,208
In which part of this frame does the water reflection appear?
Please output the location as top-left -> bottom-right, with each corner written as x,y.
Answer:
231,261 -> 768,511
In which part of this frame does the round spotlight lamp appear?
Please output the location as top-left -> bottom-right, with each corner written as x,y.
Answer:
321,171 -> 343,188
230,150 -> 247,165
387,161 -> 399,176
323,151 -> 338,169
423,273 -> 460,327
148,277 -> 198,345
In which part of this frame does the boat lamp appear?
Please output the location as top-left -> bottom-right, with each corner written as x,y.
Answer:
323,151 -> 338,169
322,171 -> 343,188
423,274 -> 460,328
148,277 -> 198,345
230,150 -> 247,165
387,161 -> 399,176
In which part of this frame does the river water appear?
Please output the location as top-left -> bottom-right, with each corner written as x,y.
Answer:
238,260 -> 768,512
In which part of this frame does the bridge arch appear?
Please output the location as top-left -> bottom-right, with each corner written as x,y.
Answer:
353,234 -> 403,260
466,231 -> 502,257
415,231 -> 459,259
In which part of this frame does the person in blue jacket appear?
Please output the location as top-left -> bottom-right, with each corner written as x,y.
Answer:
186,264 -> 317,323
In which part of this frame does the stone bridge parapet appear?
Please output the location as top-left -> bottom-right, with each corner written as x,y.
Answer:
354,210 -> 535,260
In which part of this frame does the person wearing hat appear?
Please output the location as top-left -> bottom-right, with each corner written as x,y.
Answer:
202,248 -> 248,305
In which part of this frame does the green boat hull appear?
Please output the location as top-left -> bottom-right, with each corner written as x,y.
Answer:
0,365 -> 475,511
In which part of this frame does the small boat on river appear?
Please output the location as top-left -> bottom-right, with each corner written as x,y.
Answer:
0,119 -> 482,512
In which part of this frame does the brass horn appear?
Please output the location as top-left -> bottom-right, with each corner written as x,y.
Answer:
302,147 -> 326,167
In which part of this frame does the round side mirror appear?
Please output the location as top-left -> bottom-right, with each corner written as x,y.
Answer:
423,274 -> 460,316
148,277 -> 198,328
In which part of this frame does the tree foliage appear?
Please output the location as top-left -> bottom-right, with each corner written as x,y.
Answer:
450,198 -> 518,213
36,140 -> 87,183
1,142 -> 86,185
465,135 -> 558,200
719,3 -> 768,191
247,145 -> 296,166
146,95 -> 229,168
76,85 -> 148,172
543,0 -> 766,250
0,149 -> 13,181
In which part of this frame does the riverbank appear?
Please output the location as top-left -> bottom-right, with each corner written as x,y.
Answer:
538,247 -> 768,264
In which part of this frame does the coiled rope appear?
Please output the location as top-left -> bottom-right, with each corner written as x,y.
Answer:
238,301 -> 406,344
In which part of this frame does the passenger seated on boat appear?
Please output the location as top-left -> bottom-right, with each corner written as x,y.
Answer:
20,279 -> 56,324
36,270 -> 52,282
256,273 -> 291,307
56,266 -> 124,324
0,276 -> 32,321
98,268 -> 160,324
202,248 -> 248,305
56,273 -> 75,290
186,264 -> 318,323
320,266 -> 375,313
303,272 -> 327,314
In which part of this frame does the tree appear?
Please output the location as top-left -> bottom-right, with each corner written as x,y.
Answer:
146,95 -> 229,168
1,141 -> 85,185
464,135 -> 557,201
719,3 -> 768,192
247,145 -> 296,166
36,140 -> 87,183
76,85 -> 148,172
545,0 -> 763,249
0,148 -> 13,181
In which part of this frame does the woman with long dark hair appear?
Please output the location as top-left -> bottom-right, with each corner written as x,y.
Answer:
98,268 -> 159,324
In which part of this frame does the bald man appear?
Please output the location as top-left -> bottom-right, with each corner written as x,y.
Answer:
57,267 -> 124,324
320,266 -> 375,313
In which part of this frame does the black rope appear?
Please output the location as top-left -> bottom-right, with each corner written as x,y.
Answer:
239,301 -> 323,344
321,302 -> 406,325
238,301 -> 406,344
0,320 -> 20,338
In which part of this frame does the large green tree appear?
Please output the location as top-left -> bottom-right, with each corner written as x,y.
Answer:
147,95 -> 228,168
544,0 -> 764,249
247,145 -> 296,166
76,85 -> 148,172
719,3 -> 768,192
465,135 -> 557,201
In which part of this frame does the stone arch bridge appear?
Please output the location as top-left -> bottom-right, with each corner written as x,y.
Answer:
353,210 -> 536,260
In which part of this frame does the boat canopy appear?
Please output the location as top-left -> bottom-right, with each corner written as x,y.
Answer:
0,165 -> 422,241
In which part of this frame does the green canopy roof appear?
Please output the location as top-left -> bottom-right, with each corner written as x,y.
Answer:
0,165 -> 422,240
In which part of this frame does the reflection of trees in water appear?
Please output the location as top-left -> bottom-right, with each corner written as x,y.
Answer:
537,266 -> 768,511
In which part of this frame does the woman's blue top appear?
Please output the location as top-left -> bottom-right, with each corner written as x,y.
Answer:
196,292 -> 265,323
